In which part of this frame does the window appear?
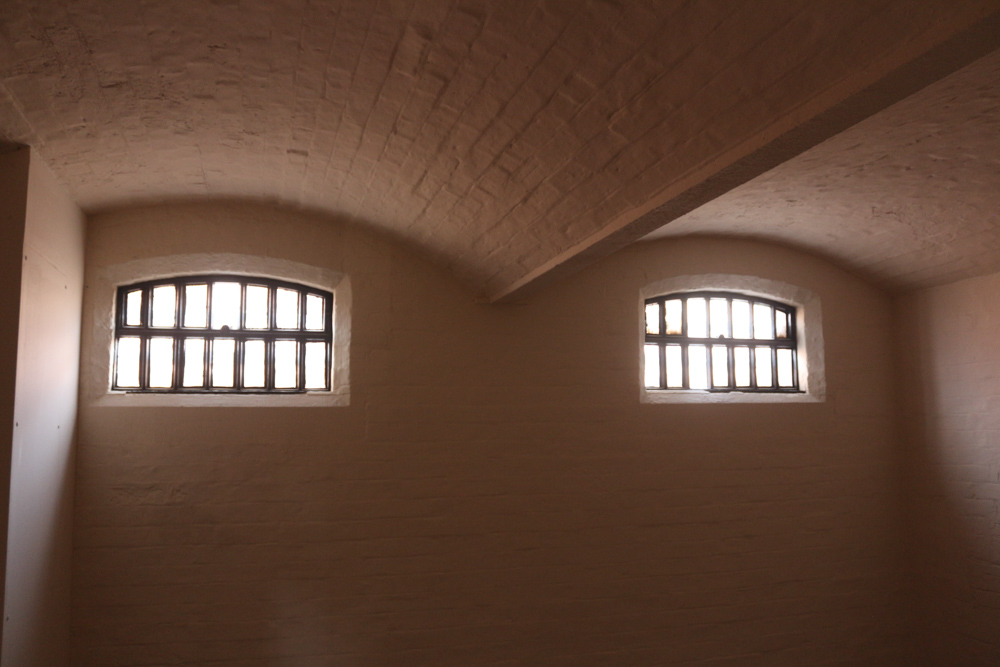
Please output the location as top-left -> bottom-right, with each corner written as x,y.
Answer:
644,291 -> 799,392
113,275 -> 332,393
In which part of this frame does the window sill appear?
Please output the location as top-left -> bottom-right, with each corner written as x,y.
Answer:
94,389 -> 349,408
641,388 -> 819,404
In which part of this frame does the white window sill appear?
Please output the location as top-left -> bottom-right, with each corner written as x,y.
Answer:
641,389 -> 820,404
94,390 -> 349,408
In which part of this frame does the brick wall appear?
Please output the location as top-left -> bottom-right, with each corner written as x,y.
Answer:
897,276 -> 1000,666
72,202 -> 904,665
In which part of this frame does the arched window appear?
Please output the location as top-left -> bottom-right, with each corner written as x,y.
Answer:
644,291 -> 799,392
113,275 -> 332,393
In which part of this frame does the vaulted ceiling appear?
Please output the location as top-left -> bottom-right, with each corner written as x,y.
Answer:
2,1 -> 999,299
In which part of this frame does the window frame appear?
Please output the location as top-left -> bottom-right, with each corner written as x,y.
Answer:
643,290 -> 800,393
113,274 -> 334,393
639,274 -> 824,404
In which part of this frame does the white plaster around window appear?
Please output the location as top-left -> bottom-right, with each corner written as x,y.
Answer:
640,274 -> 825,404
84,253 -> 350,407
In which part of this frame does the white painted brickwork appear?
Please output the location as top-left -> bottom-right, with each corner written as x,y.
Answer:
72,203 -> 904,665
1,1 -> 998,297
896,276 -> 1000,666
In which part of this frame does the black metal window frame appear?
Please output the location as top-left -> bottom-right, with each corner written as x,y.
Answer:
644,290 -> 800,393
113,274 -> 333,393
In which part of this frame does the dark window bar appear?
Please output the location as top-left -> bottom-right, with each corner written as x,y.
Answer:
113,275 -> 333,393
644,291 -> 800,393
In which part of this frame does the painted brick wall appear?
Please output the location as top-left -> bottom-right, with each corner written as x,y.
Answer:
72,202 -> 904,665
896,275 -> 1000,666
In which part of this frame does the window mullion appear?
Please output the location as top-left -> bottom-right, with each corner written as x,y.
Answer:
658,342 -> 666,389
266,286 -> 276,391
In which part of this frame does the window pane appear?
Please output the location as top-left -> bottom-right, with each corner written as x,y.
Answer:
211,282 -> 241,330
645,303 -> 660,335
644,344 -> 660,388
243,339 -> 265,388
712,345 -> 729,387
753,303 -> 773,339
115,337 -> 140,388
665,345 -> 682,387
688,345 -> 708,389
732,300 -> 751,338
150,285 -> 176,328
183,338 -> 205,387
775,309 -> 789,339
664,299 -> 682,335
184,284 -> 208,328
710,298 -> 729,338
687,298 -> 707,338
125,290 -> 142,326
777,348 -> 794,387
276,288 -> 299,329
306,295 -> 325,331
148,337 -> 174,388
734,346 -> 751,387
212,338 -> 235,387
245,285 -> 269,329
755,346 -> 773,387
305,341 -> 327,389
274,340 -> 298,388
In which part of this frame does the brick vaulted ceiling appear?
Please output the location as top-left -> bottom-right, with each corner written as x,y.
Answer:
1,1 -> 999,299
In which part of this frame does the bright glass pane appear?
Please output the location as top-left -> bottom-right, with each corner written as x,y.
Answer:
148,337 -> 174,388
184,284 -> 208,328
688,345 -> 708,389
775,310 -> 789,339
212,338 -> 235,387
665,345 -> 683,387
244,285 -> 269,329
183,338 -> 205,387
734,346 -> 751,387
306,295 -> 325,331
753,303 -> 773,339
712,345 -> 728,387
644,344 -> 660,388
211,282 -> 241,330
150,285 -> 176,328
664,299 -> 682,335
274,340 -> 298,388
777,348 -> 794,387
687,298 -> 707,338
710,299 -> 729,338
125,290 -> 142,326
305,341 -> 327,389
732,300 -> 751,338
755,346 -> 773,387
645,303 -> 660,335
243,340 -> 265,388
276,289 -> 299,329
115,337 -> 140,387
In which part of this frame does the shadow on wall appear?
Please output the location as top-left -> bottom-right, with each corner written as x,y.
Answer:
896,289 -> 1000,667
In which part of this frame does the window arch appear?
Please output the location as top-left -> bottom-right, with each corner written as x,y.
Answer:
640,274 -> 824,404
114,275 -> 333,393
644,291 -> 798,392
82,252 -> 350,407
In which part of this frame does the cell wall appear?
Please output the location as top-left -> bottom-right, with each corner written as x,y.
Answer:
0,149 -> 85,665
73,202 -> 904,666
896,275 -> 1000,667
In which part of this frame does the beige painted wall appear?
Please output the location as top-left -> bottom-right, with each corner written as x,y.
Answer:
896,275 -> 1000,666
1,151 -> 85,666
0,148 -> 30,656
73,202 -> 903,665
